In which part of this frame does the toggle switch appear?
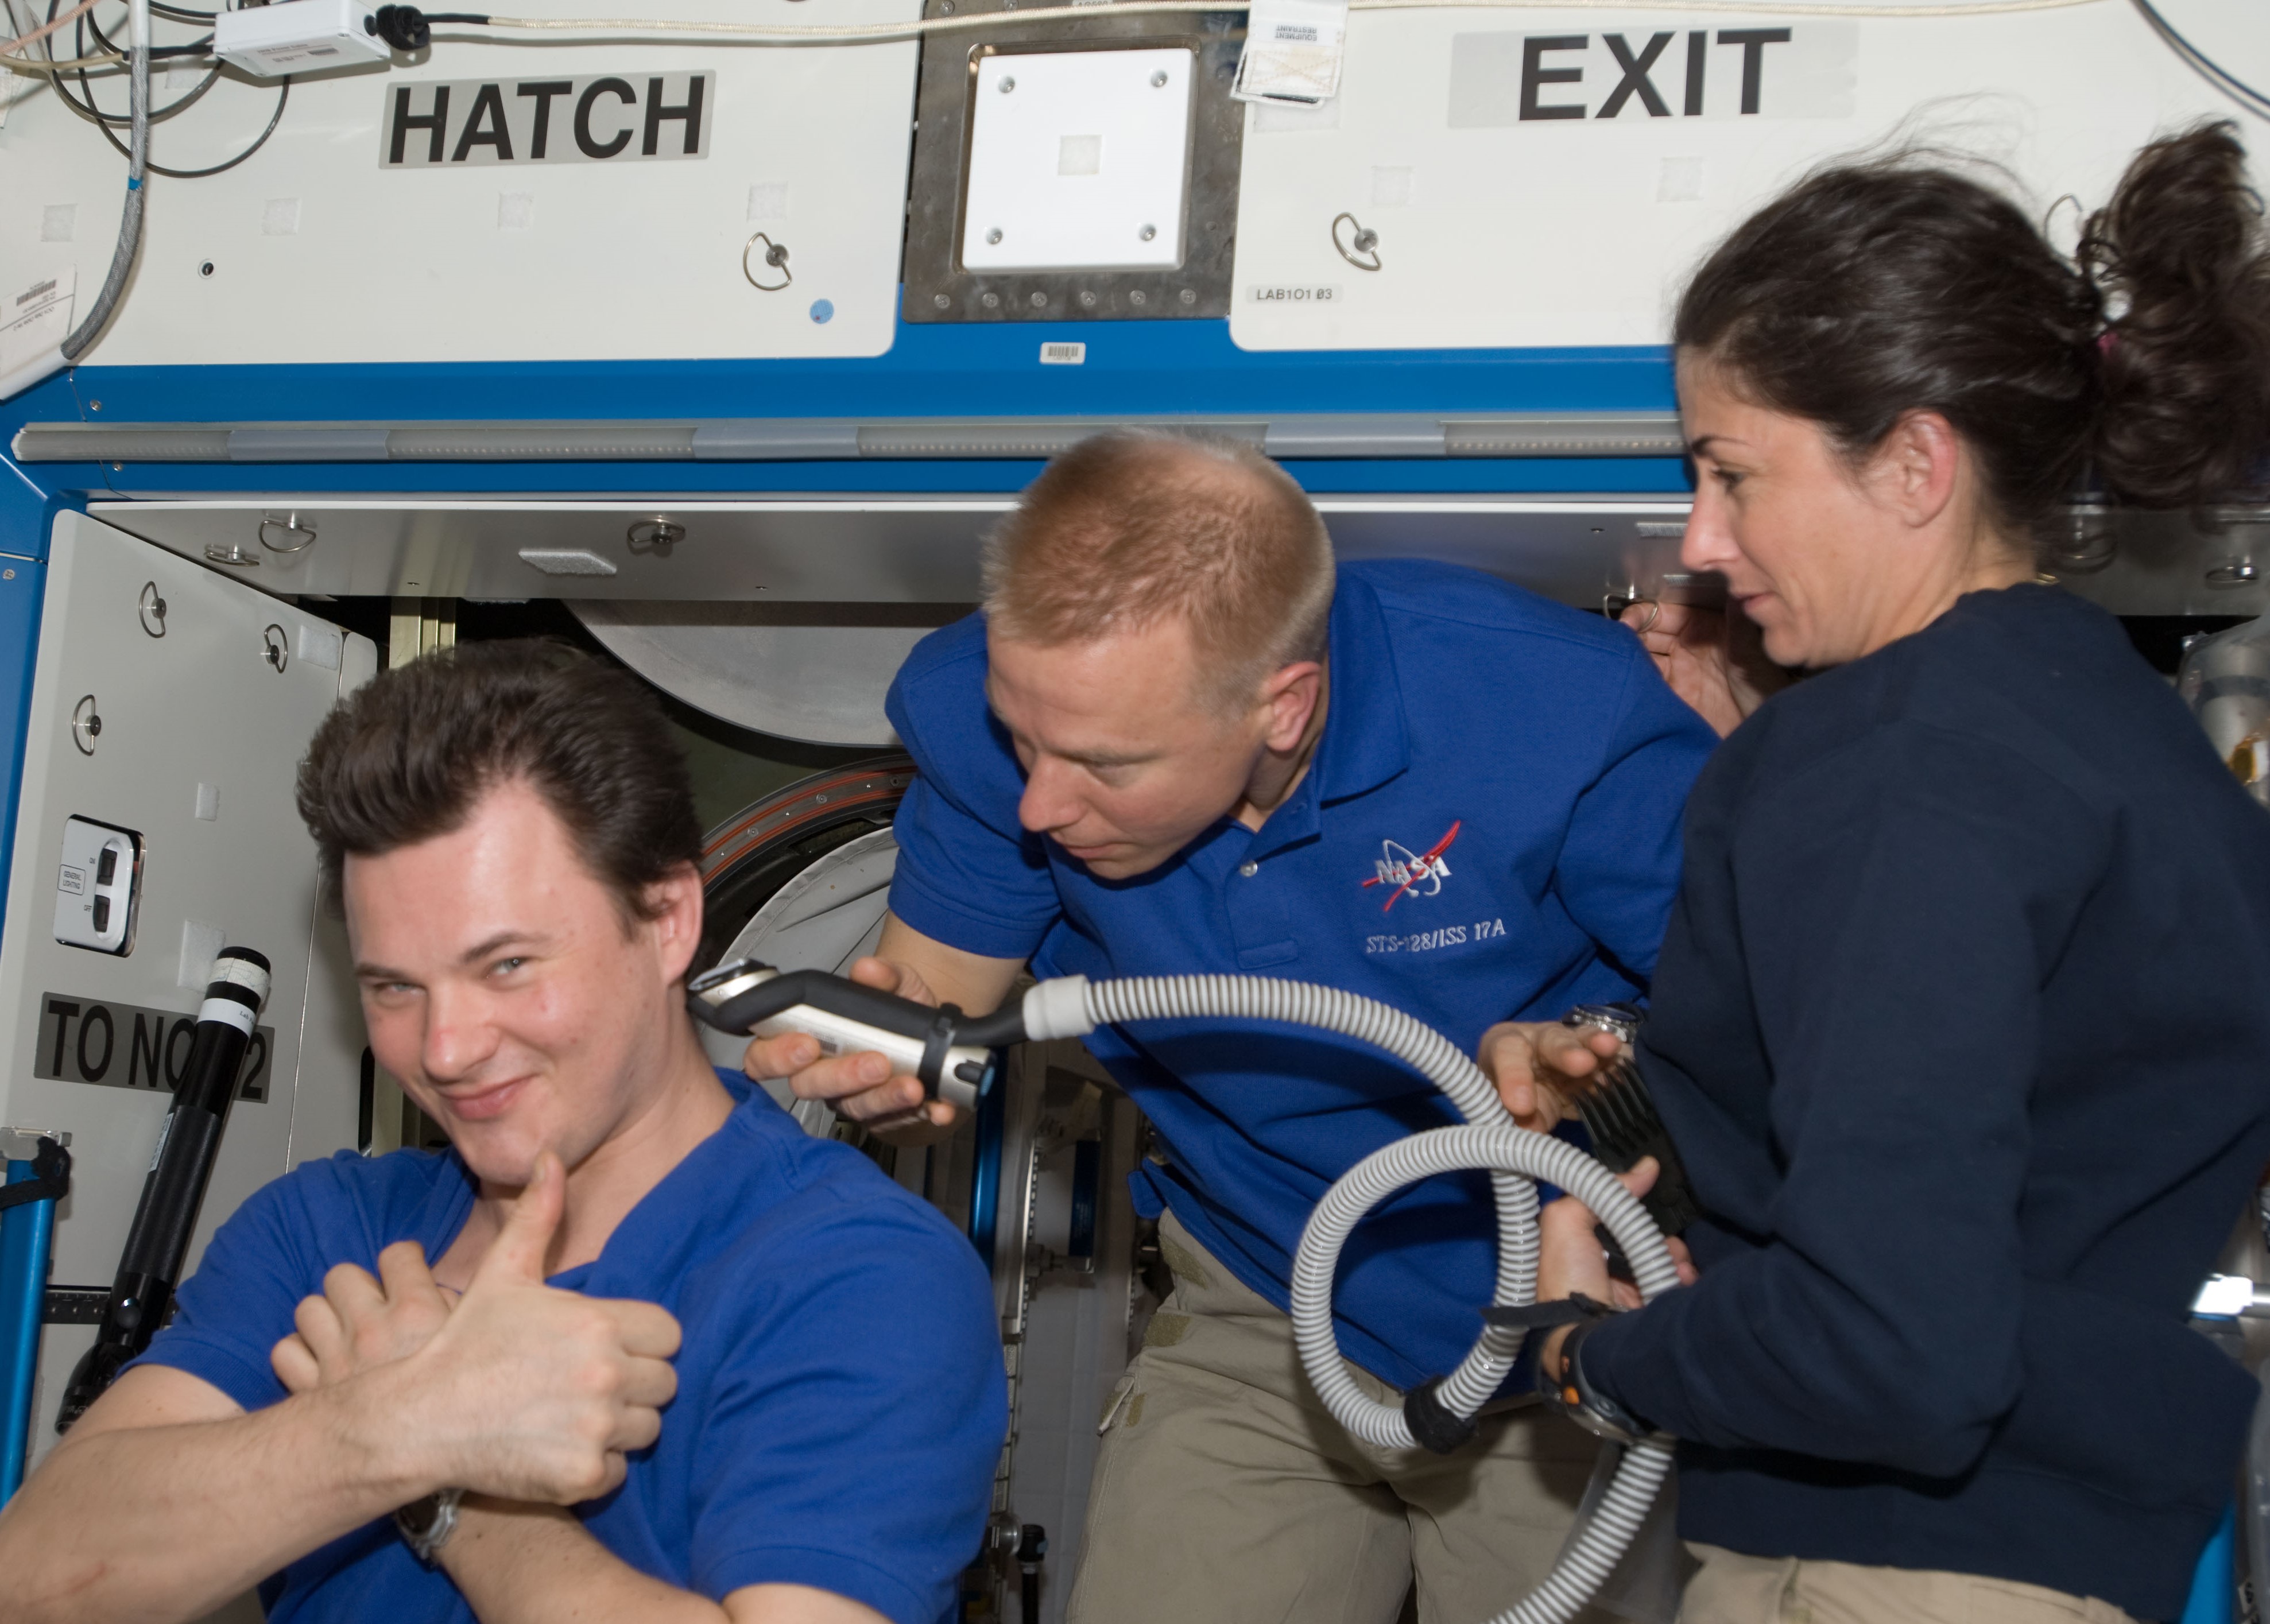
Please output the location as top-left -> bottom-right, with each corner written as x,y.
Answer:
54,816 -> 142,955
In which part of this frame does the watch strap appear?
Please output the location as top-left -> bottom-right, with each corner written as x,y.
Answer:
1482,1290 -> 1617,1331
1544,1318 -> 1671,1447
394,1487 -> 466,1565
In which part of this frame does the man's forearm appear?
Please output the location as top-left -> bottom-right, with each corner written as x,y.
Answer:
442,1497 -> 724,1624
0,1379 -> 433,1624
874,914 -> 1024,1016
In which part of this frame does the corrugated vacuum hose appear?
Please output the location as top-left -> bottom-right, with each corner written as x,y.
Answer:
692,964 -> 1677,1621
1032,974 -> 1680,1624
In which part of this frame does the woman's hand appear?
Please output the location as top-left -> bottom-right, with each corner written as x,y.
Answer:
1534,1158 -> 1699,1376
1620,600 -> 1789,738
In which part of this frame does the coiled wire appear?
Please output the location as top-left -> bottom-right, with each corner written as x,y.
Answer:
1076,973 -> 1679,1624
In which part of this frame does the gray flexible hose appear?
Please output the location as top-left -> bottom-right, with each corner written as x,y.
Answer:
1031,973 -> 1680,1624
61,0 -> 147,361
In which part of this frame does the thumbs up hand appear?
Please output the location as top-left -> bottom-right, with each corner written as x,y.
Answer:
271,1240 -> 455,1395
377,1153 -> 684,1506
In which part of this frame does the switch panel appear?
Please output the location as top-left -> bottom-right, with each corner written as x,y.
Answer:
53,816 -> 142,955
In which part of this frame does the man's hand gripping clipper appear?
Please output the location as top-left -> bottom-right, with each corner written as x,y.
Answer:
688,959 -> 1029,1117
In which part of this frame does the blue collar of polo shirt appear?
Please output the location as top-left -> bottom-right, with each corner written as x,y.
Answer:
1242,571 -> 1412,863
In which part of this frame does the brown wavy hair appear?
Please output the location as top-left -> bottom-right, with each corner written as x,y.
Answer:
1674,122 -> 2270,528
296,639 -> 702,924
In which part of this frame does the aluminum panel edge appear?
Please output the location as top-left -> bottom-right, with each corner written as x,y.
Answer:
17,413 -> 1688,464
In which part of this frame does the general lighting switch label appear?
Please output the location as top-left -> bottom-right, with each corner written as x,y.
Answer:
54,815 -> 142,955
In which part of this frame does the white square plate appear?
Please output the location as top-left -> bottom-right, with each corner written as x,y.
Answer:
962,47 -> 1195,272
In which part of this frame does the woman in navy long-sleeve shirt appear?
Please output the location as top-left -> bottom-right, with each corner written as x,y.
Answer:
1531,124 -> 2270,1623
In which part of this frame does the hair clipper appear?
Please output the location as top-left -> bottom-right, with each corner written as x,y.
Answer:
1559,1003 -> 1701,1240
687,959 -> 1018,1115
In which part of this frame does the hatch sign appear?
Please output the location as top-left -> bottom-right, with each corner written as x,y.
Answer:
380,72 -> 715,168
34,994 -> 272,1102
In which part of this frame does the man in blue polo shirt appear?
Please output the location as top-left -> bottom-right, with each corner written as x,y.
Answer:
0,642 -> 1005,1624
745,433 -> 1715,1622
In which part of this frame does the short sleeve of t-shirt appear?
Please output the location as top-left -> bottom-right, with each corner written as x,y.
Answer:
884,614 -> 1061,959
681,1185 -> 1005,1621
133,1150 -> 460,1414
128,1098 -> 1001,1624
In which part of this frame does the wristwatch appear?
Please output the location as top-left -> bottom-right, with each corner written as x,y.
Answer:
1541,1319 -> 1671,1448
395,1487 -> 465,1564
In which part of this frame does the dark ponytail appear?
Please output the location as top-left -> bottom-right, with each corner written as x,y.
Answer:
1674,121 -> 2270,531
2082,125 -> 2270,507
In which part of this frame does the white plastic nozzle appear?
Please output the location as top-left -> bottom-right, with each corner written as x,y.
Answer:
1020,975 -> 1095,1042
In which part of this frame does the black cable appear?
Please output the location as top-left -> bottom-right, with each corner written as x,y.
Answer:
62,58 -> 224,126
370,5 -> 486,49
62,52 -> 220,125
81,2 -> 210,62
2128,0 -> 2270,122
149,0 -> 215,17
53,0 -> 286,179
76,71 -> 287,176
57,0 -> 216,121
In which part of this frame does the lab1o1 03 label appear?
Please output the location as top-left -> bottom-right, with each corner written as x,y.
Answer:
33,994 -> 272,1103
1249,284 -> 1341,304
379,72 -> 715,168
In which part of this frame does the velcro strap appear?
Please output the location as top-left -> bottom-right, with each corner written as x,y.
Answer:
1401,1376 -> 1481,1456
1480,1292 -> 1617,1331
918,1005 -> 962,1095
0,1138 -> 72,1214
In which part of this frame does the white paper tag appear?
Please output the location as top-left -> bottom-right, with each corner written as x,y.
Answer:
1,268 -> 74,375
1232,0 -> 1350,106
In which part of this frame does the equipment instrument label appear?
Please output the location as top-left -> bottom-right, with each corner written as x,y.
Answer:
379,72 -> 715,168
33,995 -> 272,1103
1249,284 -> 1341,304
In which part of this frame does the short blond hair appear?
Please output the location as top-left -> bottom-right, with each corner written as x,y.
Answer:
981,432 -> 1336,712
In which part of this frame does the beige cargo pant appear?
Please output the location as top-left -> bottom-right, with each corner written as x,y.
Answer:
1682,1545 -> 2141,1624
1066,1210 -> 1614,1624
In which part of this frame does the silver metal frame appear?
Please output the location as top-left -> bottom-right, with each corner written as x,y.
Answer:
72,495 -> 2270,618
14,412 -> 1691,465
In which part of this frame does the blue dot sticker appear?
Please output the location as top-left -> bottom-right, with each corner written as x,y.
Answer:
809,299 -> 835,325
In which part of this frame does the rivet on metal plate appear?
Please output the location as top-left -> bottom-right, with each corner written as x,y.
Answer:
628,520 -> 687,557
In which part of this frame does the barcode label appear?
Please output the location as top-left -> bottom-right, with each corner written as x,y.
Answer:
1039,342 -> 1087,366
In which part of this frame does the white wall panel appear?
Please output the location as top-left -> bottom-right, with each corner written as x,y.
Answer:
0,0 -> 921,363
1230,0 -> 2269,351
0,512 -> 373,1463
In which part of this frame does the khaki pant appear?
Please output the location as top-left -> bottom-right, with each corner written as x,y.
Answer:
1682,1545 -> 2140,1624
1067,1210 -> 1616,1624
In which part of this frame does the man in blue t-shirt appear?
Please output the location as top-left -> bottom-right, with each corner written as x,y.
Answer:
744,433 -> 1716,1623
0,642 -> 1005,1624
